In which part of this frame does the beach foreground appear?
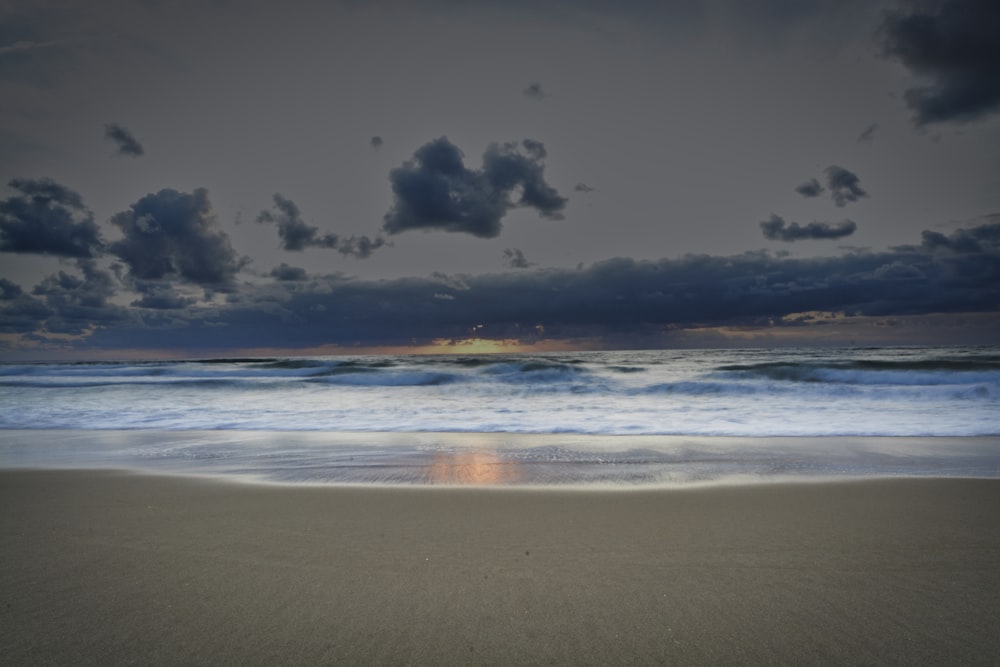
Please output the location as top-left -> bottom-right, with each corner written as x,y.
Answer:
3,471 -> 999,665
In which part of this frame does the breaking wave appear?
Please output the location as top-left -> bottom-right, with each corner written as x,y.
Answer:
1,346 -> 998,435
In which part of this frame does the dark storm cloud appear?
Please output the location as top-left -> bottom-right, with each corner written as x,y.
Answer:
502,248 -> 532,269
523,82 -> 547,100
483,141 -> 566,215
104,123 -> 144,157
825,166 -> 867,207
31,259 -> 129,334
109,188 -> 246,287
33,260 -> 115,305
257,193 -> 386,258
0,277 -> 22,300
76,220 -> 1000,352
370,135 -> 383,150
760,214 -> 858,242
382,137 -> 567,238
270,264 -> 308,281
0,178 -> 104,257
129,281 -> 196,310
257,194 -> 332,251
794,178 -> 824,198
879,0 -> 1000,125
920,220 -> 1000,253
0,277 -> 51,333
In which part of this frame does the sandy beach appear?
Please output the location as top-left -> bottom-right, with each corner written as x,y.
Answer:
3,470 -> 999,665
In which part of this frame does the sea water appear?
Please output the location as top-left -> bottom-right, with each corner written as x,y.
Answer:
1,346 -> 998,484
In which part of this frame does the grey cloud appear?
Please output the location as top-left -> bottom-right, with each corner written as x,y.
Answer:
825,166 -> 867,207
432,272 -> 470,291
574,183 -> 595,193
523,82 -> 547,100
33,259 -> 115,304
335,235 -> 387,259
921,221 -> 1000,253
257,193 -> 387,258
79,221 -> 1000,352
0,178 -> 104,257
257,194 -> 333,251
794,178 -> 824,198
109,188 -> 246,286
483,141 -> 566,216
370,135 -> 383,150
857,123 -> 878,144
130,281 -> 196,310
794,167 -> 867,206
0,279 -> 51,333
383,137 -> 567,238
879,0 -> 1000,125
31,259 -> 128,334
131,293 -> 193,310
270,263 -> 309,281
503,248 -> 532,269
521,139 -> 546,159
104,123 -> 145,157
760,214 -> 858,242
0,277 -> 22,300
872,261 -> 925,281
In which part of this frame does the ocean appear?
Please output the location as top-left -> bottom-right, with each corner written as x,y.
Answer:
2,346 -> 999,485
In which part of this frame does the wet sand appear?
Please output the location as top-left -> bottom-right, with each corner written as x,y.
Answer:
2,470 -> 999,665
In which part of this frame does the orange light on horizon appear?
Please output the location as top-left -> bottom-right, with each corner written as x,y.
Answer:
421,337 -> 525,354
409,336 -> 596,355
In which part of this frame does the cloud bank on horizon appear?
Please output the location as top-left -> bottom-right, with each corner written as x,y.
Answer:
2,174 -> 997,351
0,0 -> 998,356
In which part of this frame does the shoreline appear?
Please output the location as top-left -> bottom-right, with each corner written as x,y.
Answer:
4,469 -> 1000,665
2,430 -> 999,487
5,463 -> 1000,492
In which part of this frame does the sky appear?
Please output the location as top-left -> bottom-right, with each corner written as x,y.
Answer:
1,0 -> 998,359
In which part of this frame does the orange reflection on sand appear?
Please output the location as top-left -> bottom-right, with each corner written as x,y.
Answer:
428,450 -> 520,485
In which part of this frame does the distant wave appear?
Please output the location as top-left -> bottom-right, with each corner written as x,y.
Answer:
2,347 -> 998,436
635,381 -> 774,396
306,371 -> 460,387
714,357 -> 1000,386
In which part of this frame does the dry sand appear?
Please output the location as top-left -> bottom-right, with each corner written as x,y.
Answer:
2,470 -> 999,665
